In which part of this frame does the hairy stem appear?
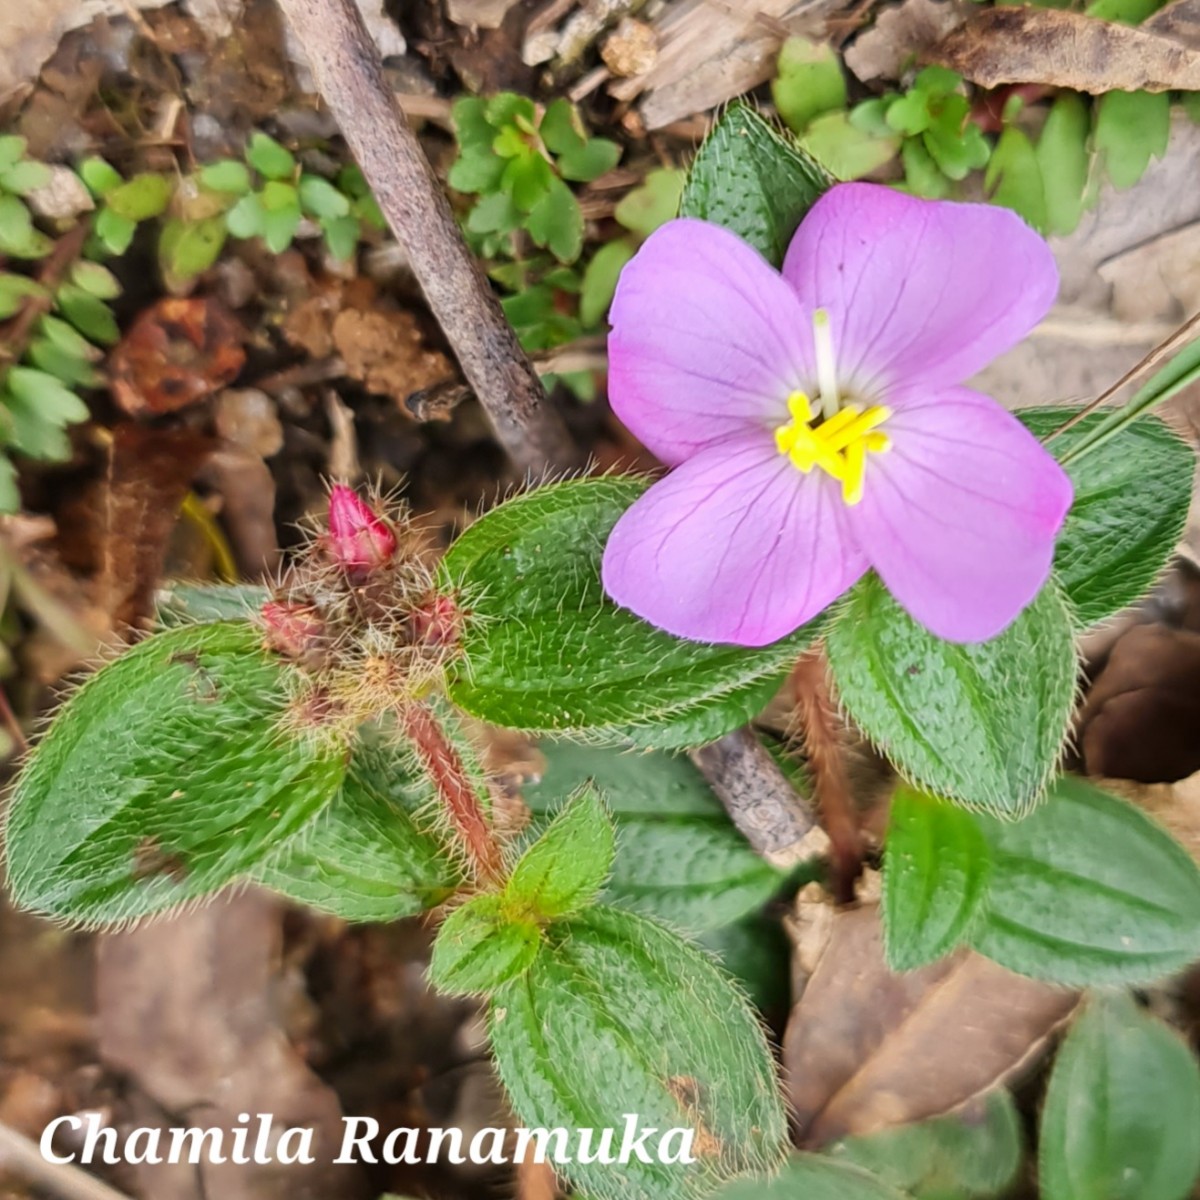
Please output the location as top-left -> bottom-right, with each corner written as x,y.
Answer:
689,726 -> 818,869
273,0 -> 577,477
399,701 -> 505,887
791,647 -> 862,902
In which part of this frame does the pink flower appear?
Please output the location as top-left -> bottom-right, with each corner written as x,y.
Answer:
328,484 -> 398,575
600,183 -> 1073,646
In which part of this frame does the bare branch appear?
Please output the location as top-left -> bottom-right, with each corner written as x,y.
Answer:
690,726 -> 822,869
274,0 -> 578,476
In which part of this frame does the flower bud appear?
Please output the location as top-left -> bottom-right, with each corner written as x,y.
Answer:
328,484 -> 397,575
261,600 -> 324,659
410,594 -> 463,648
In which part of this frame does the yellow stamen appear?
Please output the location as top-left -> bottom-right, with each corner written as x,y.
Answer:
773,392 -> 891,506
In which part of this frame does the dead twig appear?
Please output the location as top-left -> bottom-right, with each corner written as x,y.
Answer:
274,0 -> 578,477
0,1122 -> 134,1200
689,726 -> 820,869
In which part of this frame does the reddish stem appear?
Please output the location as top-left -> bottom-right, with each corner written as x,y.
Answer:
0,220 -> 90,368
792,647 -> 863,903
399,701 -> 505,888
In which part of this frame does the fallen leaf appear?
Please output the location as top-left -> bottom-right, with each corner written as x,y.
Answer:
55,424 -> 215,631
930,7 -> 1200,93
784,904 -> 1077,1146
110,297 -> 246,417
1079,624 -> 1200,783
844,0 -> 968,85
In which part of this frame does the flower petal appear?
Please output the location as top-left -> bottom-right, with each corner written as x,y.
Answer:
846,386 -> 1073,642
602,433 -> 867,645
781,183 -> 1058,395
608,218 -> 814,465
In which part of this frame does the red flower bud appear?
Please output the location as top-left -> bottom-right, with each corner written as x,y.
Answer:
410,594 -> 463,648
261,600 -> 324,659
328,484 -> 397,574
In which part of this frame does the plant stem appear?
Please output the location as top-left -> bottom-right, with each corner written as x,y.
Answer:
0,220 -> 89,368
689,726 -> 818,869
399,701 -> 505,888
273,0 -> 578,477
791,647 -> 862,903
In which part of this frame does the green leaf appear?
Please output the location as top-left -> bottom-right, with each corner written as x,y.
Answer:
985,124 -> 1046,230
503,150 -> 555,211
923,99 -> 990,180
430,894 -> 541,996
580,236 -> 636,326
558,137 -> 622,183
4,622 -> 346,925
0,194 -> 52,258
3,395 -> 71,461
507,784 -> 615,919
489,905 -> 787,1200
772,36 -> 847,134
827,1089 -> 1023,1200
77,157 -> 123,198
886,91 -> 933,137
969,777 -> 1200,985
614,167 -> 686,237
298,174 -> 351,220
466,190 -> 521,235
680,101 -> 833,266
26,339 -> 102,389
1040,993 -> 1200,1200
155,582 -> 270,626
1086,0 -> 1167,20
1054,337 -> 1200,466
245,132 -> 296,180
199,159 -> 252,194
524,175 -> 583,263
70,261 -> 121,300
451,95 -> 494,151
55,283 -> 119,345
105,173 -> 172,221
1020,407 -> 1194,626
1095,90 -> 1171,190
95,206 -> 138,255
225,192 -> 266,239
253,728 -> 462,922
826,575 -> 1075,815
901,138 -> 952,198
0,159 -> 52,196
0,136 -> 27,171
538,98 -> 587,156
0,273 -> 47,320
801,112 -> 899,181
260,187 -> 302,253
715,1155 -> 907,1200
486,92 -> 536,129
39,314 -> 102,362
522,740 -> 787,934
0,454 -> 20,513
1036,92 -> 1092,236
321,214 -> 361,261
6,367 -> 89,424
441,477 -> 821,741
883,785 -> 991,971
159,216 -> 228,290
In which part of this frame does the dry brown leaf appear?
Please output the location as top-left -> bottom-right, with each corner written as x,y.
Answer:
110,297 -> 246,418
930,6 -> 1200,92
784,904 -> 1077,1146
844,0 -> 968,84
1079,623 -> 1200,783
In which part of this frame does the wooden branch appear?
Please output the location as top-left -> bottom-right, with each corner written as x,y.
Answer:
689,726 -> 820,869
274,0 -> 578,476
0,1122 -> 133,1200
